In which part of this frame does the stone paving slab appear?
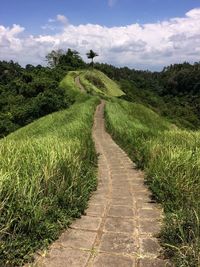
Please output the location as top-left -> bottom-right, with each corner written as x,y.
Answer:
70,216 -> 102,231
139,219 -> 162,235
99,232 -> 138,254
110,197 -> 133,206
137,258 -> 172,267
92,253 -> 135,267
140,238 -> 162,255
58,229 -> 97,249
32,101 -> 172,267
104,217 -> 135,233
86,204 -> 106,217
107,205 -> 134,218
37,248 -> 90,267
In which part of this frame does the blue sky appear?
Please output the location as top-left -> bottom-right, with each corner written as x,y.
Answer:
0,0 -> 200,70
0,0 -> 199,31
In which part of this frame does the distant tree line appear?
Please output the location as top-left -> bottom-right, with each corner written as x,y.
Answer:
94,62 -> 200,129
0,49 -> 88,137
1,48 -> 200,138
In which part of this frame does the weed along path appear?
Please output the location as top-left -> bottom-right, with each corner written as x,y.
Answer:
33,101 -> 171,267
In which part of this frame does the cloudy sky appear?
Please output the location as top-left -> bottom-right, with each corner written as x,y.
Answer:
0,0 -> 200,70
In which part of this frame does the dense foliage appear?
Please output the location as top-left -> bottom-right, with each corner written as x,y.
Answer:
95,62 -> 200,129
1,51 -> 200,137
0,97 -> 99,266
105,99 -> 200,267
0,49 -> 86,138
0,62 -> 65,137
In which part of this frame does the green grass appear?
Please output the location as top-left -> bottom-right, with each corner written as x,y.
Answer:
80,69 -> 125,97
2,66 -> 200,267
60,71 -> 80,92
105,98 -> 200,267
0,96 -> 99,266
62,69 -> 125,97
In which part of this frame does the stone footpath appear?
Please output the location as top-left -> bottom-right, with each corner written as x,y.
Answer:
33,101 -> 172,267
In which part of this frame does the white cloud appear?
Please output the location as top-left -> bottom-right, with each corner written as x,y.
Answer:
48,18 -> 56,23
41,15 -> 69,31
186,8 -> 200,18
1,8 -> 200,70
41,24 -> 57,31
0,24 -> 24,54
56,14 -> 69,25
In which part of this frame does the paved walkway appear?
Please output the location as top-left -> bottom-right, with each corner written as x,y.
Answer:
34,101 -> 171,267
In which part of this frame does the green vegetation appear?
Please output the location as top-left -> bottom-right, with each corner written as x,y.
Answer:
105,98 -> 200,267
86,50 -> 99,68
0,61 -> 74,138
0,97 -> 99,266
1,49 -> 200,266
63,69 -> 125,97
95,62 -> 200,130
81,69 -> 124,96
46,48 -> 86,69
60,70 -> 83,100
0,49 -> 87,138
119,79 -> 200,129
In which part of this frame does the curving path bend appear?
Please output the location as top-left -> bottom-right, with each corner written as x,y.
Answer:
75,76 -> 85,92
33,101 -> 172,267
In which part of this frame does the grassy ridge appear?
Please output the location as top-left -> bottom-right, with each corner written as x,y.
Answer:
60,71 -> 81,92
0,97 -> 99,266
105,99 -> 200,266
62,69 -> 124,97
80,69 -> 125,97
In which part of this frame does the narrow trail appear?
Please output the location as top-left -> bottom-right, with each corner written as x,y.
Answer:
75,76 -> 85,92
34,101 -> 171,267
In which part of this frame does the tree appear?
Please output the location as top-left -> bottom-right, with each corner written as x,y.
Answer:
45,49 -> 64,68
58,49 -> 85,69
86,50 -> 98,68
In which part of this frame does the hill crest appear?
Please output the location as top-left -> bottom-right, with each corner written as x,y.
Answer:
61,69 -> 125,97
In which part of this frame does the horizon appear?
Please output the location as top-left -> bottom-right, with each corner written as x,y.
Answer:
0,0 -> 200,71
3,49 -> 199,73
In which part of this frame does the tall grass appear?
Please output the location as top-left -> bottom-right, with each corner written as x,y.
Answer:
80,71 -> 104,95
61,69 -> 124,97
0,97 -> 99,266
60,70 -> 81,92
105,98 -> 200,266
80,69 -> 125,97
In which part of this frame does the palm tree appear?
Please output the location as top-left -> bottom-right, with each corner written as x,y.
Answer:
86,50 -> 98,68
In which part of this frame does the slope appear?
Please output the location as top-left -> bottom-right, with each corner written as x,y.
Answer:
2,66 -> 200,267
33,100 -> 171,267
0,96 -> 99,266
61,69 -> 125,97
105,98 -> 200,267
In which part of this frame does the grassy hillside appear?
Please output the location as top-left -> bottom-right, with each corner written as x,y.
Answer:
95,62 -> 200,130
0,96 -> 99,266
62,69 -> 125,97
60,70 -> 81,92
119,79 -> 200,130
105,98 -> 200,267
2,59 -> 200,267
